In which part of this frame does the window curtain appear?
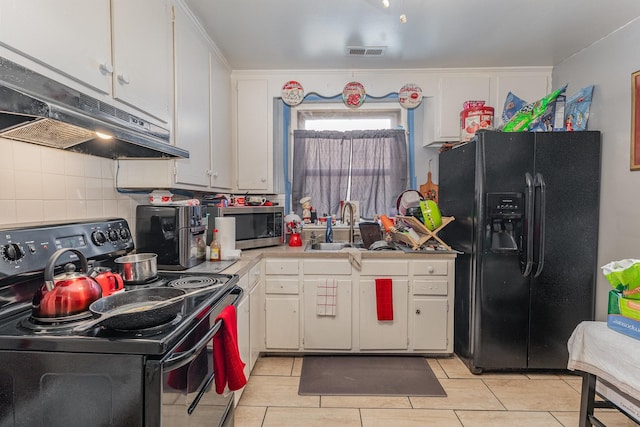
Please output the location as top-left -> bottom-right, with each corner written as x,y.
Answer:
292,130 -> 350,218
350,129 -> 407,219
292,129 -> 407,219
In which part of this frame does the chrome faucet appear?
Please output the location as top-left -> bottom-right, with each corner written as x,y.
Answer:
343,202 -> 356,246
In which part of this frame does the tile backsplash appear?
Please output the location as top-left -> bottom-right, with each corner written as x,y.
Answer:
0,138 -> 145,229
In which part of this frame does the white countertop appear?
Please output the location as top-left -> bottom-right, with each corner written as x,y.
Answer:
183,243 -> 457,278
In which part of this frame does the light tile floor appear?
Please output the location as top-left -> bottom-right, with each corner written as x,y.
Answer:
235,355 -> 637,427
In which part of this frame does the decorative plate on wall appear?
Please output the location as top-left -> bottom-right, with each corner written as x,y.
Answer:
398,83 -> 423,109
281,80 -> 305,106
342,81 -> 366,108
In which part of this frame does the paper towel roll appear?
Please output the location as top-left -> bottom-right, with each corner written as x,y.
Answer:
215,217 -> 236,258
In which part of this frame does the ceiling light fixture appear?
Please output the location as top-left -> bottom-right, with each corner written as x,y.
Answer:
400,0 -> 407,23
384,0 -> 407,24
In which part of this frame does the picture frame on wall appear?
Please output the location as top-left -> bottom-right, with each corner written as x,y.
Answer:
631,70 -> 640,170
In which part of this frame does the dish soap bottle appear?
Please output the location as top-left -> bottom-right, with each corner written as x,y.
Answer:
209,228 -> 221,262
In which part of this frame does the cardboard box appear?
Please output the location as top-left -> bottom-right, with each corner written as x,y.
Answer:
607,290 -> 640,340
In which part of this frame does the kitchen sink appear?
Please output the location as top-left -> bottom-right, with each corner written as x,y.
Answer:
305,241 -> 365,251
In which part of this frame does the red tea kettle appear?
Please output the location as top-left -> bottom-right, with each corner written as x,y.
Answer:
89,266 -> 124,297
32,248 -> 103,318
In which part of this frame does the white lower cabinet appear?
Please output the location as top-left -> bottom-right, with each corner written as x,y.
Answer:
234,261 -> 262,406
302,258 -> 353,350
358,259 -> 409,350
264,259 -> 300,350
236,287 -> 250,379
265,293 -> 299,349
412,298 -> 448,351
248,263 -> 262,371
234,289 -> 249,405
359,278 -> 409,350
232,272 -> 250,405
411,259 -> 454,353
261,254 -> 455,355
302,278 -> 352,349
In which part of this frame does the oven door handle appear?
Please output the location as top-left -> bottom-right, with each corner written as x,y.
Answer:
163,289 -> 243,371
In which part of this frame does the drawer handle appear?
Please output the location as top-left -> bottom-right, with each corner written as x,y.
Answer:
117,73 -> 130,84
416,309 -> 421,315
99,63 -> 113,74
427,266 -> 435,273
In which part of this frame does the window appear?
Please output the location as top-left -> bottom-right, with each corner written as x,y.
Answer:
291,104 -> 408,220
299,108 -> 400,131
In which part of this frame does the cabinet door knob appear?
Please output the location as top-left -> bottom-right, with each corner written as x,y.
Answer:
117,73 -> 130,84
261,178 -> 266,183
99,63 -> 113,74
416,309 -> 421,314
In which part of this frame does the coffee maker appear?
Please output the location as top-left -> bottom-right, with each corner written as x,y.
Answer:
136,205 -> 207,270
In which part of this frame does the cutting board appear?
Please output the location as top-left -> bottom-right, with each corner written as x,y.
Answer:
420,162 -> 438,204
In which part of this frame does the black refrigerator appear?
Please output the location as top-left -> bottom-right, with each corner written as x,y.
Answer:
439,130 -> 601,373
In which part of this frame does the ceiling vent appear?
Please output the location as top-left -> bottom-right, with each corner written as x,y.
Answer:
347,46 -> 386,57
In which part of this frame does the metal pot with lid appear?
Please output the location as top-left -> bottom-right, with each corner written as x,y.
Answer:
32,248 -> 103,318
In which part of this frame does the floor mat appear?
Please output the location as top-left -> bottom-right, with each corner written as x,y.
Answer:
298,355 -> 447,396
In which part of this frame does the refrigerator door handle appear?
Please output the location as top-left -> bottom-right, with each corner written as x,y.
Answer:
533,173 -> 546,278
522,172 -> 534,277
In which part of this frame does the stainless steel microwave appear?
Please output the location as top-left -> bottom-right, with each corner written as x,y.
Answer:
205,205 -> 284,250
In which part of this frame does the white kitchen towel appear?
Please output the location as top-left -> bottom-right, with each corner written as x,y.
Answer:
215,217 -> 236,260
316,279 -> 337,316
341,247 -> 362,271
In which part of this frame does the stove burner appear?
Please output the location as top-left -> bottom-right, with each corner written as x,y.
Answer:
19,311 -> 94,334
124,277 -> 168,290
168,276 -> 223,290
30,311 -> 93,324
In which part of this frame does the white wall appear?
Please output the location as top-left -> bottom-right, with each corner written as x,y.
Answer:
553,17 -> 640,319
0,137 -> 144,228
232,67 -> 550,199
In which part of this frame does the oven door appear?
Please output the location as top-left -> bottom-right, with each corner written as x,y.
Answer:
145,288 -> 242,427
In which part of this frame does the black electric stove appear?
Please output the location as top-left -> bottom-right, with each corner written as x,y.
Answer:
0,218 -> 239,427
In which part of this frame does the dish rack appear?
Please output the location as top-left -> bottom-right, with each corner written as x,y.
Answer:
393,215 -> 455,251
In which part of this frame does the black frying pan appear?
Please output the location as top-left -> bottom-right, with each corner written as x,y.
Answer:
73,287 -> 186,332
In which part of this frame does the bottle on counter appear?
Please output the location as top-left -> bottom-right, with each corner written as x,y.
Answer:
209,228 -> 221,262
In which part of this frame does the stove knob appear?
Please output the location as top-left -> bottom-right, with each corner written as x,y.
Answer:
118,228 -> 130,240
1,243 -> 24,262
108,229 -> 119,242
91,230 -> 107,246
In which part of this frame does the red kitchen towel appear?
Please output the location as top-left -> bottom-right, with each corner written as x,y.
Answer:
375,278 -> 393,321
213,305 -> 247,394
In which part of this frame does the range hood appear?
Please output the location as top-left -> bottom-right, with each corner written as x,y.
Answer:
0,57 -> 189,159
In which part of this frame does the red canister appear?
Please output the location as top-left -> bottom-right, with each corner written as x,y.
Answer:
460,100 -> 494,142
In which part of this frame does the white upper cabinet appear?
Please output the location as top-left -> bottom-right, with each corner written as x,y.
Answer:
423,72 -> 550,145
0,0 -> 112,93
173,3 -> 211,187
210,50 -> 233,190
115,3 -> 233,192
111,0 -> 172,122
438,76 -> 492,141
0,0 -> 172,123
236,79 -> 269,191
